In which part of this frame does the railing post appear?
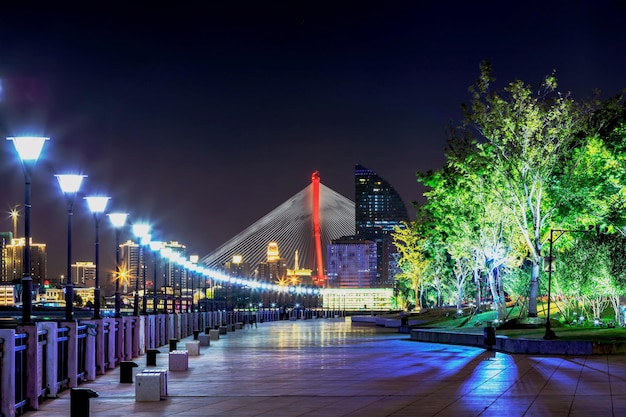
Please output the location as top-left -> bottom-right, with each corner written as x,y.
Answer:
41,321 -> 59,398
61,321 -> 79,388
104,318 -> 116,370
0,329 -> 16,417
17,324 -> 39,411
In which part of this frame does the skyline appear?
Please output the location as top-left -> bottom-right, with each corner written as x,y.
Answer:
1,2 -> 625,279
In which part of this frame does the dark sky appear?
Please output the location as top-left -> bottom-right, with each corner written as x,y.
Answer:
1,1 -> 625,280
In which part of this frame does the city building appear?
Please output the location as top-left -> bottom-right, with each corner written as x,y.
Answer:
327,237 -> 377,288
0,284 -> 15,306
162,241 -> 187,288
71,261 -> 96,286
1,237 -> 47,284
285,250 -> 312,286
257,242 -> 287,283
354,164 -> 409,287
119,239 -> 140,293
224,255 -> 251,278
321,288 -> 393,311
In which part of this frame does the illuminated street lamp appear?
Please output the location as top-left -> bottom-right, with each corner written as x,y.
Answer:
85,196 -> 110,319
108,212 -> 128,318
149,241 -> 163,313
7,136 -> 48,324
132,223 -> 150,316
56,174 -> 87,321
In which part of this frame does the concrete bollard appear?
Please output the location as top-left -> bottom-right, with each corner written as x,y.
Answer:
120,361 -> 139,383
169,338 -> 179,352
146,349 -> 160,366
71,388 -> 99,417
193,330 -> 200,340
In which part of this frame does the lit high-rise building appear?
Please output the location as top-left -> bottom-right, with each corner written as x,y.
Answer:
354,164 -> 409,287
327,237 -> 377,288
162,241 -> 186,288
119,240 -> 140,293
224,255 -> 251,278
71,261 -> 96,286
1,237 -> 47,285
257,242 -> 287,283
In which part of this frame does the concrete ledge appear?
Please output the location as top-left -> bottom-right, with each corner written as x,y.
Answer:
410,329 -> 601,355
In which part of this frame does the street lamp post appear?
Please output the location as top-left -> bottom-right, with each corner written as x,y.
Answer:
7,136 -> 48,324
85,196 -> 110,319
56,174 -> 86,322
132,223 -> 150,316
544,226 -> 598,340
108,212 -> 128,318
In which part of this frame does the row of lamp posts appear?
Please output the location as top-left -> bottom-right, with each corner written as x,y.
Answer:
7,135 -> 209,324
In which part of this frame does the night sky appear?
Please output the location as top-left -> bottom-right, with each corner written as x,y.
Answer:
1,2 -> 625,281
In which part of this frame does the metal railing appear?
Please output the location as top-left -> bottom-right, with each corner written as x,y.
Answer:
14,332 -> 27,415
38,328 -> 49,399
103,321 -> 110,369
57,326 -> 70,391
76,325 -> 87,382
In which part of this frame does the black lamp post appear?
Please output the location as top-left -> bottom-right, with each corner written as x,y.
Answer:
544,226 -> 598,340
85,196 -> 110,319
8,136 -> 48,324
108,212 -> 128,318
56,174 -> 86,322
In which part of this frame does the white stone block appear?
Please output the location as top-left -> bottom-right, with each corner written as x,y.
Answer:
169,350 -> 188,371
198,334 -> 210,346
186,341 -> 200,356
136,373 -> 161,401
139,369 -> 168,398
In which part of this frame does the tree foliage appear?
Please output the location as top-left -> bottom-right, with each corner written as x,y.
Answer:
393,62 -> 626,323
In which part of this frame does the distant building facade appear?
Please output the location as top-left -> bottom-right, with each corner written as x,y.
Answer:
354,164 -> 409,287
224,255 -> 251,278
257,242 -> 287,283
71,261 -> 96,286
1,237 -> 47,284
327,237 -> 377,288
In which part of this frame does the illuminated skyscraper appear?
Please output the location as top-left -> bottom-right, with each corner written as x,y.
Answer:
354,164 -> 409,287
1,237 -> 47,284
257,242 -> 287,283
327,237 -> 377,288
71,261 -> 96,286
119,240 -> 139,293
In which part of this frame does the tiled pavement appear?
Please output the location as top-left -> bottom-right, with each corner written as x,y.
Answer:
34,318 -> 626,416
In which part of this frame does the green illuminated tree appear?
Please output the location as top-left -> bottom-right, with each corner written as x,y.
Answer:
420,127 -> 523,318
462,62 -> 589,317
393,220 -> 429,310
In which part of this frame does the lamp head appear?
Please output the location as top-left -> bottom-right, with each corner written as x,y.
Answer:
56,174 -> 86,194
132,223 -> 151,239
85,196 -> 110,214
7,136 -> 48,161
108,212 -> 128,228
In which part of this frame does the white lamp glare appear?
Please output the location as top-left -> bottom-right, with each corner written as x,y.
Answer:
132,223 -> 151,239
108,212 -> 128,228
8,136 -> 48,161
85,196 -> 110,214
56,174 -> 86,193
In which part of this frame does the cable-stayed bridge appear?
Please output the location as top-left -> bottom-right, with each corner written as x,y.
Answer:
201,177 -> 355,278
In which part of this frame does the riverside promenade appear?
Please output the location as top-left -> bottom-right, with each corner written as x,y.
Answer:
34,317 -> 626,417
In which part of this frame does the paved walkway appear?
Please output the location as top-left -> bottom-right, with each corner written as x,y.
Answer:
34,318 -> 626,416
